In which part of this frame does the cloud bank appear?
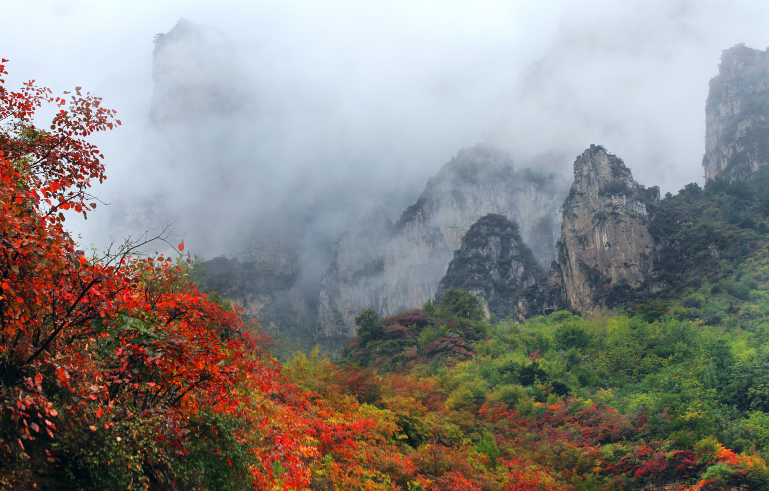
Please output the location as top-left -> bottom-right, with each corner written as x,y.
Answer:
2,1 -> 769,261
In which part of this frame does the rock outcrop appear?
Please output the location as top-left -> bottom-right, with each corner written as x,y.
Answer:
317,145 -> 568,336
109,18 -> 261,256
316,210 -> 394,335
703,44 -> 769,180
435,214 -> 542,320
550,145 -> 656,313
195,239 -> 315,334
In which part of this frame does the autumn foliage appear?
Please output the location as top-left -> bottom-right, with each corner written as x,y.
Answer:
0,56 -> 569,491
5,59 -> 769,491
0,58 -> 317,489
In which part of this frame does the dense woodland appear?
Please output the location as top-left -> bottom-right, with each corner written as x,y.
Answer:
6,60 -> 769,491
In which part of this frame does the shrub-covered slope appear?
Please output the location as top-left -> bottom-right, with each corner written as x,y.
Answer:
337,283 -> 769,489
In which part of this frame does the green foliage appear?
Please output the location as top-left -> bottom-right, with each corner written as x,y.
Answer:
56,415 -> 176,490
355,308 -> 384,343
436,287 -> 486,321
342,296 -> 489,370
647,165 -> 769,295
206,290 -> 233,312
177,412 -> 256,490
475,434 -> 500,468
422,299 -> 435,313
54,412 -> 257,491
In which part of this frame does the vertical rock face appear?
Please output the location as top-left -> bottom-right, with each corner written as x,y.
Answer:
317,210 -> 394,335
435,214 -> 542,320
317,145 -> 568,336
553,145 -> 656,313
195,239 -> 315,334
703,44 -> 769,181
110,18 -> 259,255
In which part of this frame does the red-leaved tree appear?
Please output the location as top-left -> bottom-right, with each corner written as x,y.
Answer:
0,58 -> 318,489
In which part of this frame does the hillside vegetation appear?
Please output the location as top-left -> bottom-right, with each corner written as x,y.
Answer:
7,58 -> 769,490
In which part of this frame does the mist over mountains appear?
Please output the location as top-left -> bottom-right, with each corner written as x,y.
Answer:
109,19 -> 568,293
101,16 -> 769,339
8,4 -> 769,487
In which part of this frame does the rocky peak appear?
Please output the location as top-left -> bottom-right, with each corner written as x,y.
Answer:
148,18 -> 254,128
429,145 -> 516,186
316,144 -> 568,336
702,44 -> 769,180
436,214 -> 542,320
553,146 -> 654,313
573,144 -> 639,200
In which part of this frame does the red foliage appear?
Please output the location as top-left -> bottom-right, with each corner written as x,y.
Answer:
423,337 -> 475,362
416,469 -> 483,491
381,309 -> 432,329
6,57 -> 764,491
383,324 -> 409,339
0,59 -> 316,488
338,365 -> 381,404
634,451 -> 668,479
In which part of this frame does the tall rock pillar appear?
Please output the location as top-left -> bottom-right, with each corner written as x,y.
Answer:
702,44 -> 769,181
555,145 -> 655,312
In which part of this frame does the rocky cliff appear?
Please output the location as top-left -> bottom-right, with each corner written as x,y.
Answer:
109,18 -> 257,251
316,210 -> 394,335
317,145 -> 568,336
195,239 -> 315,334
435,214 -> 542,320
549,145 -> 657,313
702,44 -> 769,181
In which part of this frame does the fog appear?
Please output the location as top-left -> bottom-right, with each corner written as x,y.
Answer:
3,1 -> 769,270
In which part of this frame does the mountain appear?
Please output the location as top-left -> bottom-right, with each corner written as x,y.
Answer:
192,239 -> 315,335
703,44 -> 769,180
435,214 -> 542,320
108,17 -> 259,251
148,18 -> 253,128
547,145 -> 658,313
317,145 -> 568,336
124,25 -> 769,346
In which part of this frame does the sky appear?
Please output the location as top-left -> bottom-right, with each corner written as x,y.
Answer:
3,0 -> 769,258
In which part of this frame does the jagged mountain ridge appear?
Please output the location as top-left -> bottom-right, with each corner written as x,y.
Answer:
318,42 -> 769,328
125,23 -> 769,339
316,145 -> 568,336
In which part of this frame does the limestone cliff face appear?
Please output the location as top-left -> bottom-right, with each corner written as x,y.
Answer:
196,240 -> 315,334
109,18 -> 257,254
435,214 -> 542,320
703,44 -> 769,181
317,145 -> 567,336
317,210 -> 394,335
552,145 -> 656,313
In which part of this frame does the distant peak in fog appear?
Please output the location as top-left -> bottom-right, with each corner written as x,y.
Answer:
148,18 -> 255,127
